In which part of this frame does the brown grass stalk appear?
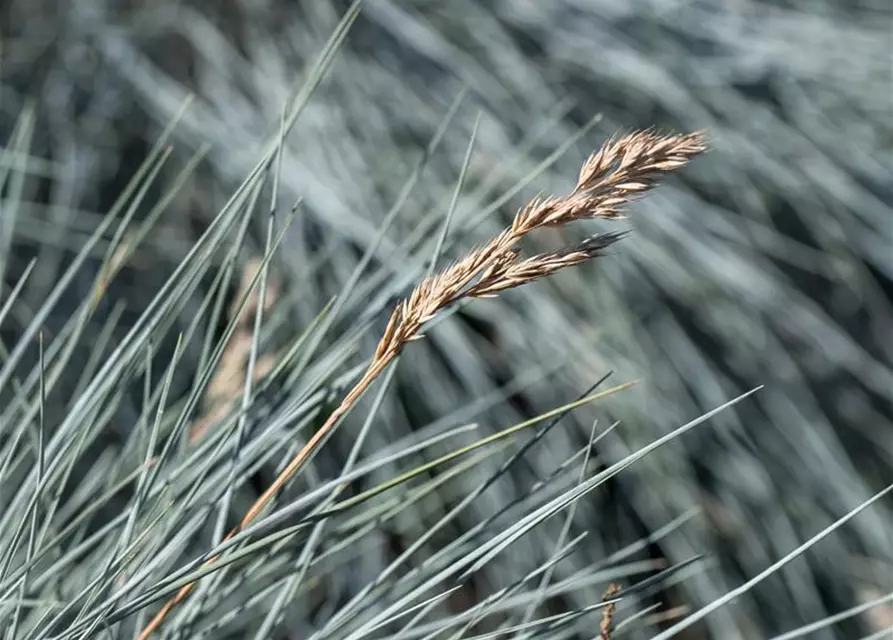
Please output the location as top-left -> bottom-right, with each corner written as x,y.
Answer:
600,583 -> 621,640
189,259 -> 280,443
137,128 -> 707,638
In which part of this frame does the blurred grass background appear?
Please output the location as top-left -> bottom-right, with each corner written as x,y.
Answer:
1,1 -> 891,638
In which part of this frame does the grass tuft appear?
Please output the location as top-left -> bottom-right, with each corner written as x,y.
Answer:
1,2 -> 890,639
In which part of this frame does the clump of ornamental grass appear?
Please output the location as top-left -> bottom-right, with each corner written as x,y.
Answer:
0,92 -> 760,640
2,2 -> 892,638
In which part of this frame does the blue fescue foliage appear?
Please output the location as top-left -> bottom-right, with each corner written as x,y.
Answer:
0,1 -> 890,639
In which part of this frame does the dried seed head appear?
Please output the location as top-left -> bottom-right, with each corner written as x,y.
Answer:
139,128 -> 706,638
518,129 -> 709,229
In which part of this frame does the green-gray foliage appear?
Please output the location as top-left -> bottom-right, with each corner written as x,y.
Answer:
1,1 -> 890,638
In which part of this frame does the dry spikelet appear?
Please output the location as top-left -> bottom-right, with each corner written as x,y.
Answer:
138,128 -> 707,638
600,583 -> 621,640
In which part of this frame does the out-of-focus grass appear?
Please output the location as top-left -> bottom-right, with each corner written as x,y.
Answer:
0,1 -> 891,638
